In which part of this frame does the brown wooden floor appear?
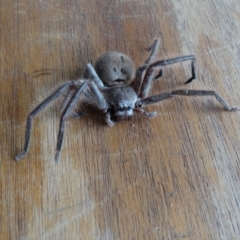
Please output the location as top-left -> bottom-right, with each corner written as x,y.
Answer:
1,0 -> 240,239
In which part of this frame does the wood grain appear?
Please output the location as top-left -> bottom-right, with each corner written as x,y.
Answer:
1,0 -> 240,239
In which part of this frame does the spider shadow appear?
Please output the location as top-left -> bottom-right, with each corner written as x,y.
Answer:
31,65 -> 85,80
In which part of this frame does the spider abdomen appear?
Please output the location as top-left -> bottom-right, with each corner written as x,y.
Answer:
95,52 -> 135,86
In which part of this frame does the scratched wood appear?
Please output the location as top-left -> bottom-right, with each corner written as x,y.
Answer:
1,0 -> 240,239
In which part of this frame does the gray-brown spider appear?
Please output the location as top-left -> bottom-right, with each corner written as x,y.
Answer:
15,39 -> 239,162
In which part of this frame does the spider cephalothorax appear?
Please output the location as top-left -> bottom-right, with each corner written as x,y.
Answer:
15,39 -> 239,162
103,85 -> 138,123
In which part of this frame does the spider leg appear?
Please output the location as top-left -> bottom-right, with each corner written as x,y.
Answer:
132,39 -> 160,94
145,39 -> 160,64
185,61 -> 196,84
105,112 -> 117,126
86,81 -> 108,111
55,81 -> 107,162
172,90 -> 239,111
139,89 -> 239,111
60,82 -> 89,118
83,63 -> 104,89
139,55 -> 196,99
15,81 -> 74,161
55,82 -> 88,162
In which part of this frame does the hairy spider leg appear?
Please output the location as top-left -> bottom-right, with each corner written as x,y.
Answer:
83,63 -> 104,89
139,55 -> 196,99
105,112 -> 116,126
55,81 -> 107,162
132,39 -> 160,94
185,61 -> 196,84
140,89 -> 240,111
132,65 -> 148,94
55,82 -> 88,162
145,39 -> 160,64
15,81 -> 74,161
70,64 -> 106,117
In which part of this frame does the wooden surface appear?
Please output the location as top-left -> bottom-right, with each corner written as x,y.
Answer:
1,0 -> 240,239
